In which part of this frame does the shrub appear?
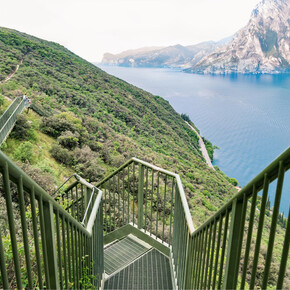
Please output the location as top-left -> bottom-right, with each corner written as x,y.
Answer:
57,130 -> 79,149
14,141 -> 34,163
11,114 -> 36,141
50,144 -> 73,165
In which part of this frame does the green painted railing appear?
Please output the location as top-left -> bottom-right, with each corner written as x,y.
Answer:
0,96 -> 26,145
96,151 -> 290,289
0,93 -> 288,289
0,152 -> 103,289
0,97 -> 21,129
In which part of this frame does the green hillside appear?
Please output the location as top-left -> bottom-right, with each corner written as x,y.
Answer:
0,27 -> 237,226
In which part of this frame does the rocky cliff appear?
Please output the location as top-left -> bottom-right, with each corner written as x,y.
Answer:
185,0 -> 290,74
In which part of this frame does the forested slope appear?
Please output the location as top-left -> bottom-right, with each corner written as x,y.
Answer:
0,27 -> 237,226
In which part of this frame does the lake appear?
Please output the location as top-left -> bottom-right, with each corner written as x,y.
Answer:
98,65 -> 290,214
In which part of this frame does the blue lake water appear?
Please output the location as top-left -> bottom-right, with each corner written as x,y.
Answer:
98,65 -> 290,214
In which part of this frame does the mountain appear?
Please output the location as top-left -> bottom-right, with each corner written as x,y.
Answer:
186,0 -> 290,74
0,27 -> 238,226
101,39 -> 231,69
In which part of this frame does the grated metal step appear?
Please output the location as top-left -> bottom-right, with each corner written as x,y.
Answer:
105,248 -> 173,290
104,234 -> 151,276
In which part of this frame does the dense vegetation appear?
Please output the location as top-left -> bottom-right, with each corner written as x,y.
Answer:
0,27 -> 239,225
0,27 -> 288,288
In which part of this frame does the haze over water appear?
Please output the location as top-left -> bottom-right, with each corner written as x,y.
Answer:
99,65 -> 290,214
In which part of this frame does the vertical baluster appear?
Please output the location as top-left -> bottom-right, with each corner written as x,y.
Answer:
75,227 -> 79,289
195,229 -> 204,289
104,183 -> 107,234
193,231 -> 201,289
277,206 -> 290,289
0,228 -> 8,289
223,195 -> 247,290
212,216 -> 223,289
218,208 -> 230,289
39,196 -> 50,288
262,161 -> 285,289
81,184 -> 84,218
17,176 -> 33,288
137,164 -> 144,229
56,211 -> 63,289
203,222 -> 213,288
249,174 -> 269,288
62,216 -> 68,289
78,230 -> 82,289
184,233 -> 194,289
144,167 -> 149,232
162,175 -> 167,243
43,201 -> 59,289
133,162 -> 136,225
241,185 -> 258,289
113,175 -> 116,230
122,169 -> 125,225
208,220 -> 217,289
67,219 -> 72,284
150,170 -> 154,236
156,172 -> 160,237
190,233 -> 198,287
2,162 -> 22,289
71,223 -> 76,288
128,164 -> 131,224
200,225 -> 209,289
76,183 -> 79,221
169,178 -> 175,246
117,172 -> 121,228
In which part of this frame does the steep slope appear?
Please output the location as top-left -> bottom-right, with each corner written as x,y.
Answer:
186,0 -> 290,74
0,27 -> 237,225
101,39 -> 231,69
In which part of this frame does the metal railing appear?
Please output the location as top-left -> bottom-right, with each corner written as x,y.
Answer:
0,97 -> 21,129
53,173 -> 100,226
96,151 -> 290,289
0,96 -> 26,145
0,152 -> 103,289
0,93 -> 288,289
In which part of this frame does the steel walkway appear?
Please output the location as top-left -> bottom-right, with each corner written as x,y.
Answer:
0,95 -> 289,289
104,235 -> 173,290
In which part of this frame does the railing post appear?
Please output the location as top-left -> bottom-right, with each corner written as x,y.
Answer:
43,200 -> 59,289
184,233 -> 193,289
137,164 -> 144,229
223,197 -> 245,289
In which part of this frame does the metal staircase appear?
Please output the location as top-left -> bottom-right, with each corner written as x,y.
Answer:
0,97 -> 27,145
0,98 -> 289,289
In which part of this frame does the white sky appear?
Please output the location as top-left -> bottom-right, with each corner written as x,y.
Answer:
0,0 -> 260,62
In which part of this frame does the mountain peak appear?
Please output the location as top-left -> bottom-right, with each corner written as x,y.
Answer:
185,0 -> 289,74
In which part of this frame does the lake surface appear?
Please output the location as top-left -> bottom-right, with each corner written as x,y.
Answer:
98,64 -> 290,214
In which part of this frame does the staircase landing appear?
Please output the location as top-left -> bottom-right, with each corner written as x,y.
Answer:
104,234 -> 173,289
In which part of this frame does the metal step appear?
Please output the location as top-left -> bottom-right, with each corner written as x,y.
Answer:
104,234 -> 152,277
104,248 -> 173,290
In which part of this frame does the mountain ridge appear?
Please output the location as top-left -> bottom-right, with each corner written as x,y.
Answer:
101,0 -> 289,74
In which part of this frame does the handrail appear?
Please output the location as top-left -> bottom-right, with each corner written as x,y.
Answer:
0,151 -> 89,235
96,157 -> 195,234
0,96 -> 21,128
0,97 -> 26,145
97,149 -> 290,289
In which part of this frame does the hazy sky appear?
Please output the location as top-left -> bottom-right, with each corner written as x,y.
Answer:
1,0 -> 260,62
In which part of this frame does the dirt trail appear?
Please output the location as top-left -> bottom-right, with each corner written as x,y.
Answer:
185,121 -> 215,170
0,59 -> 22,85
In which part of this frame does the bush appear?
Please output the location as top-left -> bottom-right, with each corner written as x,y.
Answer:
40,112 -> 87,138
57,130 -> 79,149
14,141 -> 34,163
11,114 -> 36,141
50,144 -> 73,165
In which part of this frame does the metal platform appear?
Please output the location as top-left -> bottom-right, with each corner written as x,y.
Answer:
104,235 -> 173,289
